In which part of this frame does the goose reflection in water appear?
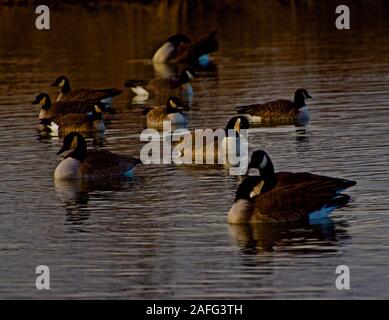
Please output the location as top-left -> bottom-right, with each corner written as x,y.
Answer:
228,219 -> 350,255
54,178 -> 137,230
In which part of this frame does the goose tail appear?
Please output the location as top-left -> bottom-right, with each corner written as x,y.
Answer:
48,121 -> 59,134
192,30 -> 219,61
309,194 -> 352,222
124,80 -> 149,97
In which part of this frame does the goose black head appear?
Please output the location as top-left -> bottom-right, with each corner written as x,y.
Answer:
294,88 -> 312,108
235,176 -> 265,202
225,116 -> 250,136
51,75 -> 70,89
57,132 -> 86,156
167,34 -> 191,47
247,150 -> 274,175
32,93 -> 51,110
166,96 -> 183,114
179,68 -> 195,84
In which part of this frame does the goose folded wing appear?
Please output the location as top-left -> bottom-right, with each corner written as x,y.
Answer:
242,99 -> 296,116
275,172 -> 356,190
52,114 -> 90,127
63,88 -> 122,101
56,100 -> 97,114
191,31 -> 219,58
148,77 -> 180,91
81,151 -> 140,176
254,181 -> 344,223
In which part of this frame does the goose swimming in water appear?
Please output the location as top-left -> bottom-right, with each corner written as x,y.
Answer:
48,103 -> 106,136
32,93 -> 102,124
152,31 -> 219,65
54,132 -> 141,180
144,96 -> 188,129
236,89 -> 312,125
228,150 -> 356,224
124,68 -> 194,102
173,116 -> 249,164
51,75 -> 122,105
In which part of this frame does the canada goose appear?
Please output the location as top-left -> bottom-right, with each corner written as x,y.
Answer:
124,68 -> 194,102
228,150 -> 356,224
144,96 -> 187,128
174,116 -> 249,163
51,76 -> 122,104
152,31 -> 219,65
54,132 -> 141,180
48,103 -> 105,136
236,89 -> 312,125
32,93 -> 102,124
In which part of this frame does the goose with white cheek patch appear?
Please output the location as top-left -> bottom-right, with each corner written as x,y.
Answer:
144,96 -> 187,128
54,132 -> 141,180
236,89 -> 312,125
174,116 -> 249,163
152,31 -> 219,65
228,150 -> 356,224
51,76 -> 122,106
48,103 -> 106,136
32,93 -> 103,124
124,68 -> 194,102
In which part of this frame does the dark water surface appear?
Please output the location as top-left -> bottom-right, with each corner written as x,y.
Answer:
0,2 -> 388,298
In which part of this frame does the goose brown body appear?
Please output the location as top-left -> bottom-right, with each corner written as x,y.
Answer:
58,88 -> 122,102
172,116 -> 249,163
145,97 -> 187,128
72,150 -> 140,179
50,113 -> 105,136
249,175 -> 356,223
51,76 -> 122,103
125,69 -> 194,103
32,93 -> 98,123
236,89 -> 312,125
237,99 -> 298,123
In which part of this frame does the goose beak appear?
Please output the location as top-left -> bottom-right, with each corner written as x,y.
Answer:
51,81 -> 57,87
307,94 -> 313,99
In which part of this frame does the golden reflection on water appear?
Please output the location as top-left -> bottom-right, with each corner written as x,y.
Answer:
0,1 -> 389,298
